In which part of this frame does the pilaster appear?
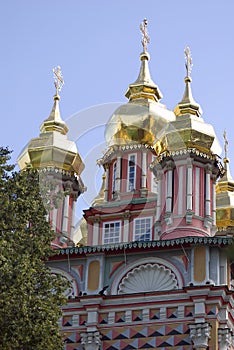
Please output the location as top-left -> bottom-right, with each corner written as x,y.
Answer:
189,322 -> 211,349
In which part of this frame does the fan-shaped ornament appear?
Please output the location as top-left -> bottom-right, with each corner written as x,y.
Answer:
118,263 -> 178,294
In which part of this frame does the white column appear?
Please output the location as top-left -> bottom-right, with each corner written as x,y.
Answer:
178,166 -> 183,215
218,328 -> 233,350
93,218 -> 100,245
52,207 -> 58,231
155,171 -> 162,221
62,194 -> 70,234
166,170 -> 173,213
123,211 -> 130,242
81,330 -> 101,350
205,172 -> 211,216
71,200 -> 76,235
195,167 -> 200,216
116,155 -> 121,193
104,165 -> 109,202
189,322 -> 211,349
186,166 -> 193,211
212,178 -> 216,225
141,151 -> 147,188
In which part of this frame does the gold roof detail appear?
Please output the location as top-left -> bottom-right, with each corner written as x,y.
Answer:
17,66 -> 84,176
154,47 -> 221,156
105,20 -> 175,147
174,47 -> 202,118
125,20 -> 162,103
40,66 -> 68,135
125,51 -> 163,102
40,94 -> 69,135
91,172 -> 106,206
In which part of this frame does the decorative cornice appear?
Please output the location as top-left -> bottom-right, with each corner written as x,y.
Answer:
55,236 -> 233,256
98,143 -> 154,165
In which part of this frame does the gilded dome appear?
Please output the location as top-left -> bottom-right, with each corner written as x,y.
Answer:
17,94 -> 84,175
105,51 -> 175,147
154,50 -> 221,157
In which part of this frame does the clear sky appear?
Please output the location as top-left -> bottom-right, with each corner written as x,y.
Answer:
1,0 -> 234,220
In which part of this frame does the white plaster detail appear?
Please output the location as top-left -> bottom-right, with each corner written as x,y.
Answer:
50,267 -> 78,297
118,263 -> 178,294
72,314 -> 79,327
189,322 -> 211,349
111,257 -> 183,295
62,194 -> 70,234
178,166 -> 183,215
195,167 -> 200,216
81,330 -> 101,350
218,328 -> 233,350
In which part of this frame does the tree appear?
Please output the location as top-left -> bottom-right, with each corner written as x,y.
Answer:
0,147 -> 68,350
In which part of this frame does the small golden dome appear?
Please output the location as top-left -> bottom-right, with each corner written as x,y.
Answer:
154,47 -> 221,156
105,51 -> 175,147
105,19 -> 175,147
17,67 -> 84,176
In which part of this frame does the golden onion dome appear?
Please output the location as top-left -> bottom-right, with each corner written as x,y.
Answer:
154,47 -> 221,156
17,66 -> 84,176
105,20 -> 175,147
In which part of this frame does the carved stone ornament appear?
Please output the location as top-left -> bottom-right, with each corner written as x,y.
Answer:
218,328 -> 233,350
81,331 -> 101,350
118,263 -> 178,294
189,322 -> 211,349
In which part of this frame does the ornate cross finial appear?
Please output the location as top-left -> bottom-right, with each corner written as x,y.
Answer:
223,129 -> 229,158
53,66 -> 64,96
140,18 -> 150,52
184,46 -> 193,77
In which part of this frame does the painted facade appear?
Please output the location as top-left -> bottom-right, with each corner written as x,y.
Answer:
18,21 -> 234,350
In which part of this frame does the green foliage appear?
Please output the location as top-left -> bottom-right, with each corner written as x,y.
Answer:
0,147 -> 68,350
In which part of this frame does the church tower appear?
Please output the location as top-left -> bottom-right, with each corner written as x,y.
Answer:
84,19 -> 175,246
152,46 -> 224,240
17,66 -> 85,247
43,21 -> 234,350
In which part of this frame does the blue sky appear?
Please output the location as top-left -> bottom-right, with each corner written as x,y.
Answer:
1,1 -> 234,219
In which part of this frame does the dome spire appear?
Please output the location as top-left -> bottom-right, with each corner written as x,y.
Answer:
125,19 -> 163,102
40,66 -> 68,135
174,46 -> 202,118
222,129 -> 233,182
140,18 -> 150,53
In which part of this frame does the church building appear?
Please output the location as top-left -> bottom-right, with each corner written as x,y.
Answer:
18,20 -> 234,350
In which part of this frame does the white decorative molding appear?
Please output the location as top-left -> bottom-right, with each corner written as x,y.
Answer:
189,322 -> 211,349
81,330 -> 101,350
218,328 -> 233,350
111,257 -> 183,295
118,263 -> 178,294
50,267 -> 79,297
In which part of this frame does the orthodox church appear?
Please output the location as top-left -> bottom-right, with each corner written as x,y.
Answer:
17,20 -> 234,350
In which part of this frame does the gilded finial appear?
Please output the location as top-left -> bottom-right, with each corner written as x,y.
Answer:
53,66 -> 64,97
184,46 -> 193,77
223,129 -> 229,159
140,18 -> 150,53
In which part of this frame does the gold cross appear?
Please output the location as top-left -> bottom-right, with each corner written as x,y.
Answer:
223,129 -> 229,158
53,66 -> 64,95
140,19 -> 150,53
184,46 -> 193,77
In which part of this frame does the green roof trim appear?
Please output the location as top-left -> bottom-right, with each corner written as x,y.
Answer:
56,236 -> 233,256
